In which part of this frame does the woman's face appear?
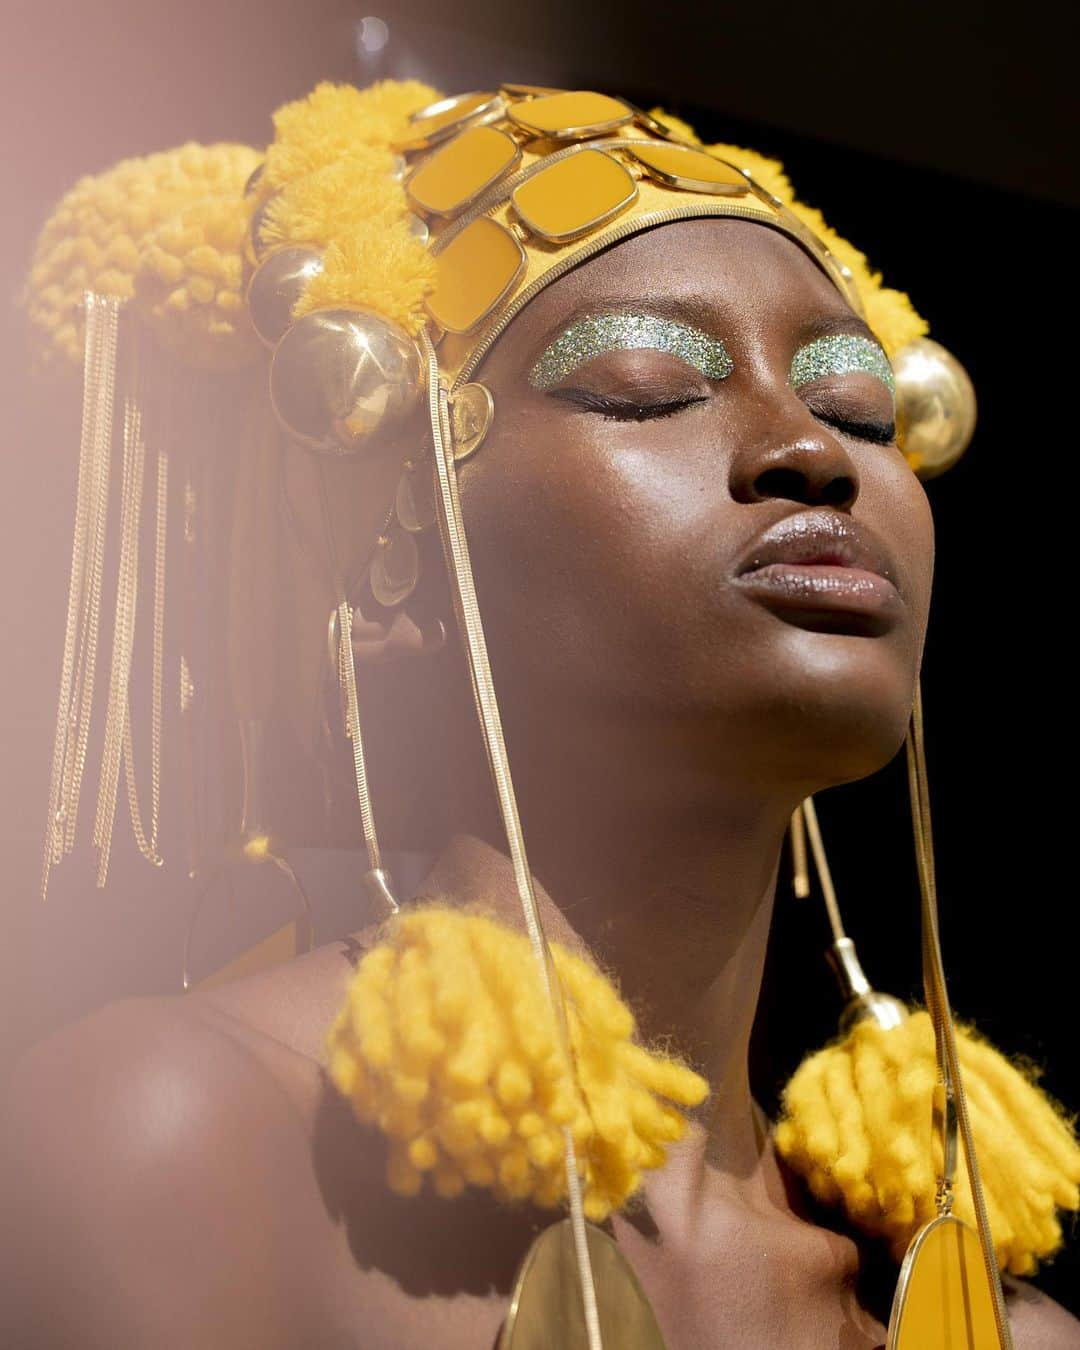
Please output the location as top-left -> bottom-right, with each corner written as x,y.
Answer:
453,218 -> 935,793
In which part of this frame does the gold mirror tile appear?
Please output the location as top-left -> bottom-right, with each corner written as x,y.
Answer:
407,126 -> 521,217
512,149 -> 638,243
427,217 -> 526,334
627,143 -> 751,195
394,91 -> 504,151
507,90 -> 633,139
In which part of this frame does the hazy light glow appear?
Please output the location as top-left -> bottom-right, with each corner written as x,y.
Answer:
356,16 -> 390,54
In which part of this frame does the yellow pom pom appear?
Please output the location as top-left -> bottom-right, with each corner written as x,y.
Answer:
324,906 -> 709,1218
774,1010 -> 1080,1275
25,141 -> 261,370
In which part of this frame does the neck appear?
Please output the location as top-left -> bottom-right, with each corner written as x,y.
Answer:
418,723 -> 801,1182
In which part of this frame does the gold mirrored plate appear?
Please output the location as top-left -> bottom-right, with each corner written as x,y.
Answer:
369,525 -> 420,607
448,382 -> 495,462
512,150 -> 638,243
426,217 -> 526,334
394,91 -> 505,152
626,143 -> 751,196
508,90 -> 634,139
886,1215 -> 1001,1349
407,125 -> 521,217
499,1219 -> 667,1350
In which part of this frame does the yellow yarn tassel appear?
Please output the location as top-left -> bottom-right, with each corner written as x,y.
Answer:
325,906 -> 709,1220
774,1010 -> 1080,1275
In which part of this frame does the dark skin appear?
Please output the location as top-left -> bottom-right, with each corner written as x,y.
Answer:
3,219 -> 1078,1348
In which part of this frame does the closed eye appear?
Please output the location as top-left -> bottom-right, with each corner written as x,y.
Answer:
816,412 -> 896,445
547,388 -> 709,422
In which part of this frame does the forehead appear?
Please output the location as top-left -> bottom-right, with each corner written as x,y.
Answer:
499,216 -> 863,358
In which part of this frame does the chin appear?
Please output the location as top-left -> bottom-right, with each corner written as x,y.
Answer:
738,633 -> 918,792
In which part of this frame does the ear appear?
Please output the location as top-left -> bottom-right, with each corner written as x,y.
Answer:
351,607 -> 447,666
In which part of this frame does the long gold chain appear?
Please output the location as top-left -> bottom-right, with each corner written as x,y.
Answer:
93,389 -> 147,884
41,293 -> 120,901
122,444 -> 167,867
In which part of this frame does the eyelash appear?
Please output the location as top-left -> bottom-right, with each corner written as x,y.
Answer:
553,388 -> 896,443
814,412 -> 897,445
551,389 -> 708,422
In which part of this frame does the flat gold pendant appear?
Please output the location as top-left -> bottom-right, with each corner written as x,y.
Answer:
499,1219 -> 667,1349
887,1215 -> 1001,1349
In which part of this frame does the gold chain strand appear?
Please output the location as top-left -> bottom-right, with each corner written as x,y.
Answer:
93,387 -> 147,885
122,444 -> 168,866
905,681 -> 1015,1350
801,796 -> 846,942
41,293 -> 107,896
336,599 -> 388,884
63,294 -> 119,855
789,802 -> 810,898
421,330 -> 604,1350
40,293 -> 120,900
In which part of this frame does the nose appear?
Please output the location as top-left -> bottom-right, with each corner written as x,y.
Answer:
729,409 -> 860,511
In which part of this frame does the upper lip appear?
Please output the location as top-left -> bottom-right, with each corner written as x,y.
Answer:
735,510 -> 900,591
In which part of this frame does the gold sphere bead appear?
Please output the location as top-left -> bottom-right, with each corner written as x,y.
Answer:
893,338 -> 977,480
246,246 -> 323,347
269,308 -> 424,456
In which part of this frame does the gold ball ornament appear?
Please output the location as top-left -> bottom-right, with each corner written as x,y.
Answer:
269,308 -> 424,456
893,338 -> 977,479
246,246 -> 324,347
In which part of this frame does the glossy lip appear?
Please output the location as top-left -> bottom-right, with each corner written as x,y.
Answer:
732,510 -> 903,635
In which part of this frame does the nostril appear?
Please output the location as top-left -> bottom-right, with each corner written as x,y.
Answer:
753,467 -> 806,500
752,467 -> 856,508
821,475 -> 856,508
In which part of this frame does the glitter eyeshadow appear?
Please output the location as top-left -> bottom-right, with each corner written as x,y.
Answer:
528,312 -> 734,390
789,334 -> 895,395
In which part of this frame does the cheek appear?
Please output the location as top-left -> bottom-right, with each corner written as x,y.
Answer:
864,456 -> 936,640
455,407 -> 699,688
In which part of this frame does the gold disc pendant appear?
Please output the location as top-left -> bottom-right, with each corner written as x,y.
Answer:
499,1218 -> 667,1349
887,1214 -> 1002,1349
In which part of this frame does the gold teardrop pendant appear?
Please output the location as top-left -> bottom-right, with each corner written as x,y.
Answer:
887,1214 -> 1002,1349
499,1218 -> 667,1349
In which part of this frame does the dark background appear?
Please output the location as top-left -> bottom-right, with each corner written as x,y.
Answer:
1,0 -> 1077,1314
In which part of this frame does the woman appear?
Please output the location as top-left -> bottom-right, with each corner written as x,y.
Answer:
4,81 -> 1079,1348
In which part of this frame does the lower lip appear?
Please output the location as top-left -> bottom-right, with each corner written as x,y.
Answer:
734,564 -> 901,626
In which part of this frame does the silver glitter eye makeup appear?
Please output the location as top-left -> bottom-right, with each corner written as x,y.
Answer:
528,312 -> 734,390
789,334 -> 895,395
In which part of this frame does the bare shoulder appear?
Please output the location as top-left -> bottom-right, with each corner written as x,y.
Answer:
1003,1272 -> 1080,1348
0,992 -> 324,1349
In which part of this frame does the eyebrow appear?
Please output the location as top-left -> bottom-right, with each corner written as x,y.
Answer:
795,311 -> 883,348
